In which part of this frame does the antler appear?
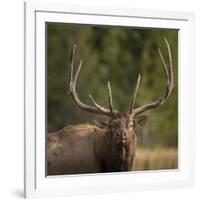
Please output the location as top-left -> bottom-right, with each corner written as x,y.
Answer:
69,38 -> 174,117
131,38 -> 174,115
69,44 -> 119,116
130,73 -> 141,113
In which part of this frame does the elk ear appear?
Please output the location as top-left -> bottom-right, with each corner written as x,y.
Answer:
135,115 -> 148,126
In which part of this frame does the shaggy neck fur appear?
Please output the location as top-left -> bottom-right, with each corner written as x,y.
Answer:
94,128 -> 135,172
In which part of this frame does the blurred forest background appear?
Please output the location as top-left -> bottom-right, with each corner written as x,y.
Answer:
47,23 -> 178,170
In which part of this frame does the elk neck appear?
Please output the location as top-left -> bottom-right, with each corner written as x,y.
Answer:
94,128 -> 135,172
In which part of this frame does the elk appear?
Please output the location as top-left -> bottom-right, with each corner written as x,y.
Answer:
47,38 -> 174,175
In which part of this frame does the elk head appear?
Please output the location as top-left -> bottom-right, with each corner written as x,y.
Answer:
68,38 -> 174,170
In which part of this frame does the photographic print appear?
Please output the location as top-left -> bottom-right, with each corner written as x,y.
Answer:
24,3 -> 195,197
47,23 -> 178,176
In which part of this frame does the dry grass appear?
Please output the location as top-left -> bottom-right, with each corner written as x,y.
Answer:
133,148 -> 178,171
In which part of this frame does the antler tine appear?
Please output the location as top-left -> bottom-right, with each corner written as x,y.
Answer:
133,38 -> 174,115
164,37 -> 174,93
88,94 -> 111,113
89,86 -> 119,115
158,48 -> 169,82
73,59 -> 83,88
68,45 -> 118,116
107,81 -> 114,115
68,44 -> 77,90
129,73 -> 141,114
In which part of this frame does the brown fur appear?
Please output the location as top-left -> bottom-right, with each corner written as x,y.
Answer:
48,114 -> 146,175
48,124 -> 106,175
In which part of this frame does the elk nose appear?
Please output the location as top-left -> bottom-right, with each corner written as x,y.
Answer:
117,129 -> 126,138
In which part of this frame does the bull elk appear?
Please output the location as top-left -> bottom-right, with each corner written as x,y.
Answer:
48,38 -> 174,175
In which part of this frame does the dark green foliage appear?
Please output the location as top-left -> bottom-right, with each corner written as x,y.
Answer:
47,23 -> 178,148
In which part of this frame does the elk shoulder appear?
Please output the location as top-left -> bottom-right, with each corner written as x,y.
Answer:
47,124 -> 109,175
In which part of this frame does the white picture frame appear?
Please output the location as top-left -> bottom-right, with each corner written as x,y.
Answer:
24,1 -> 195,198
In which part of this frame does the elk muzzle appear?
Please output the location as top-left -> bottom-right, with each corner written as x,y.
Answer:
115,128 -> 128,143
